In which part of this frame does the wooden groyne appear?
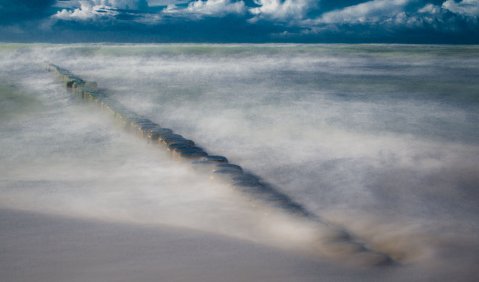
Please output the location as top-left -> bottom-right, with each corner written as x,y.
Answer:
47,63 -> 312,217
47,63 -> 395,266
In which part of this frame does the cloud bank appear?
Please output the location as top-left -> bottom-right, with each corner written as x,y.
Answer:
0,0 -> 478,42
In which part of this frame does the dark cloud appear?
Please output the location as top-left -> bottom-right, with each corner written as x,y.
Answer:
0,0 -> 56,24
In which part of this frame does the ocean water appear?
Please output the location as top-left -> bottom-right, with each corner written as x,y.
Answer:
1,44 -> 478,281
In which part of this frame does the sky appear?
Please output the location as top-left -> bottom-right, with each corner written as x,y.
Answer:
0,0 -> 478,43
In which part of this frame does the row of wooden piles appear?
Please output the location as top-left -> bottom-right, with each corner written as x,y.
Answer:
46,63 -> 312,218
47,63 -> 395,266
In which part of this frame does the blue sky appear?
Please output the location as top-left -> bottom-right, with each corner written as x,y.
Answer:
0,0 -> 478,43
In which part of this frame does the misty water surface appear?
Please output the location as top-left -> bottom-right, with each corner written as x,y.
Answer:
1,44 -> 478,281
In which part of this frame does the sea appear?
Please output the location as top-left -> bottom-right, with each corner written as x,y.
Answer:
1,43 -> 478,281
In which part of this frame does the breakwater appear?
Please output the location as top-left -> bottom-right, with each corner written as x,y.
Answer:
47,63 -> 395,266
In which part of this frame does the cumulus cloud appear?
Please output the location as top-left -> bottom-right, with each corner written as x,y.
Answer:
304,0 -> 479,34
316,0 -> 411,24
443,0 -> 479,17
175,0 -> 247,16
418,3 -> 442,14
54,2 -> 104,21
53,0 -> 149,21
54,0 -> 247,21
2,0 -> 479,42
50,0 -> 479,27
249,0 -> 317,21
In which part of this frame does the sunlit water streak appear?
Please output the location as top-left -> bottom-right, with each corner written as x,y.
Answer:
1,44 -> 479,280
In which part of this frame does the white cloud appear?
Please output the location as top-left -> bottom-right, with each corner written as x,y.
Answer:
249,0 -> 316,21
54,0 -> 246,21
50,0 -> 479,31
316,0 -> 410,24
443,0 -> 479,17
54,1 -> 105,21
184,0 -> 247,16
53,0 -> 149,21
418,3 -> 441,15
